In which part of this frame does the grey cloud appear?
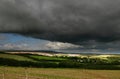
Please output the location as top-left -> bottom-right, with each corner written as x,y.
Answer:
0,34 -> 6,40
0,43 -> 28,50
0,0 -> 120,44
46,41 -> 81,49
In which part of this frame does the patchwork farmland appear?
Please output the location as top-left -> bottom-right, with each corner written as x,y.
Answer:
0,52 -> 120,79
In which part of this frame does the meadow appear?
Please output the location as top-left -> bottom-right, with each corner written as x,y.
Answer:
0,52 -> 120,79
0,52 -> 120,69
0,66 -> 120,79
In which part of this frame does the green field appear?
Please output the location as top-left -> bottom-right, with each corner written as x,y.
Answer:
0,66 -> 120,79
0,52 -> 120,79
0,52 -> 120,69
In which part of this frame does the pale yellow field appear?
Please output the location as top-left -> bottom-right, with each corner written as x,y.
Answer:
0,66 -> 120,79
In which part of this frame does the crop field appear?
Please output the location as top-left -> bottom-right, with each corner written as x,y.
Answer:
0,66 -> 120,79
0,52 -> 120,79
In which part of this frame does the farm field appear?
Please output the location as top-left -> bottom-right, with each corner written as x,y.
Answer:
0,52 -> 120,79
0,66 -> 120,79
0,52 -> 120,69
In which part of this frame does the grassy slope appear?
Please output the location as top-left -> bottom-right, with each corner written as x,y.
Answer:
0,52 -> 120,69
0,53 -> 33,61
0,53 -> 68,67
0,53 -> 67,62
0,52 -> 120,79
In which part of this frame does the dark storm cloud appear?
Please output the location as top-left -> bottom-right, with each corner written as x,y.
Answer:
0,0 -> 120,44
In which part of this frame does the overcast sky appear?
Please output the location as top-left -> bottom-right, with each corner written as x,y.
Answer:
0,0 -> 120,53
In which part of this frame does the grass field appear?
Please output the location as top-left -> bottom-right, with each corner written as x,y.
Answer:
0,52 -> 120,79
0,66 -> 120,79
0,52 -> 120,69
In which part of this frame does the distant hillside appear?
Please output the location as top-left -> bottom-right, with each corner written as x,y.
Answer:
0,52 -> 120,69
